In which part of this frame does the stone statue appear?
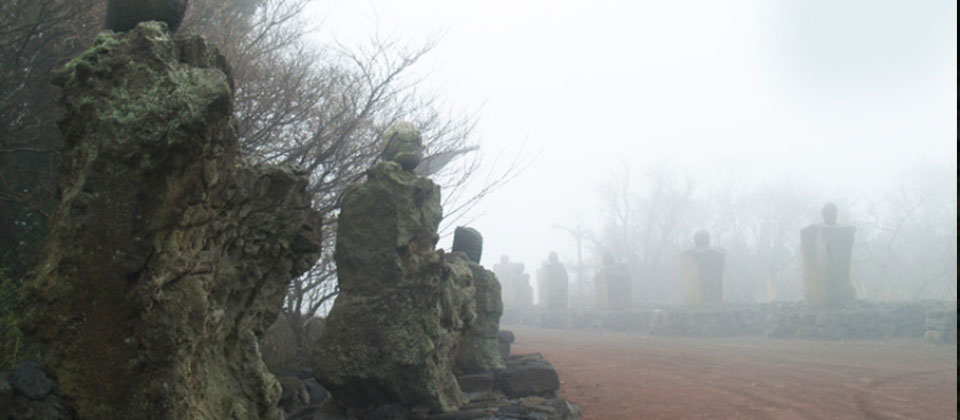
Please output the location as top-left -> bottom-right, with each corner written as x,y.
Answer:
105,0 -> 189,32
24,23 -> 321,419
681,230 -> 726,305
494,256 -> 517,307
452,226 -> 483,263
541,252 -> 569,311
381,121 -> 424,171
596,253 -> 631,310
493,255 -> 533,312
801,203 -> 856,307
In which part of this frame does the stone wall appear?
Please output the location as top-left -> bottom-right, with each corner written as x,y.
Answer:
509,301 -> 956,343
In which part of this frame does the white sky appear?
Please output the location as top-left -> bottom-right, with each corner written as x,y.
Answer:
307,0 -> 957,274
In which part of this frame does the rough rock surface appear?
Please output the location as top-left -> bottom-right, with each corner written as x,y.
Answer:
7,362 -> 52,401
22,23 -> 321,420
0,377 -> 11,409
455,261 -> 504,374
381,121 -> 424,171
312,161 -> 475,412
495,354 -> 561,399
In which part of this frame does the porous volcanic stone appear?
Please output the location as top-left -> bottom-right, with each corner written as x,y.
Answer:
313,162 -> 474,412
496,354 -> 560,398
23,23 -> 321,420
8,361 -> 51,401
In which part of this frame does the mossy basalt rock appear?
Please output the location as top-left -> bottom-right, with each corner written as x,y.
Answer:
455,261 -> 504,374
313,162 -> 475,413
380,122 -> 424,171
23,23 -> 321,420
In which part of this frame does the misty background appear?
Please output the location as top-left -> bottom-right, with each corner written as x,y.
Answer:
307,0 -> 957,306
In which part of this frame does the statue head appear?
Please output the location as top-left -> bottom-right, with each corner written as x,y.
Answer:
381,121 -> 423,171
821,202 -> 838,225
548,251 -> 559,264
500,255 -> 510,264
694,230 -> 711,248
451,226 -> 482,263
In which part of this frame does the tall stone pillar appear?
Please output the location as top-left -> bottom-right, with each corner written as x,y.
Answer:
541,252 -> 569,311
801,203 -> 856,307
680,231 -> 726,305
595,253 -> 631,310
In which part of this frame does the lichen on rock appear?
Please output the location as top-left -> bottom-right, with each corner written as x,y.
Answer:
22,22 -> 321,420
455,260 -> 505,374
312,161 -> 476,413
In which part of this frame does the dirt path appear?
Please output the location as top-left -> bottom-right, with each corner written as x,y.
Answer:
507,326 -> 957,420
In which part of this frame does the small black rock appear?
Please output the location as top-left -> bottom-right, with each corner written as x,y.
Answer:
9,361 -> 52,401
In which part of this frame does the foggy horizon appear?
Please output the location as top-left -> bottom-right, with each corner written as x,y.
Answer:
309,0 -> 957,304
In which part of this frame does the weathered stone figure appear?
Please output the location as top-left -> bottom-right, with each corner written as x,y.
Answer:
494,255 -> 518,307
542,252 -> 569,311
801,203 -> 856,307
105,0 -> 189,32
24,23 -> 321,420
452,226 -> 483,263
514,272 -> 534,310
597,253 -> 631,310
381,121 -> 425,171
455,230 -> 505,374
494,255 -> 534,311
681,230 -> 726,305
313,125 -> 478,413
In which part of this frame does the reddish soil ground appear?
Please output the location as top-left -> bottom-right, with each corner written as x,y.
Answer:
507,326 -> 957,420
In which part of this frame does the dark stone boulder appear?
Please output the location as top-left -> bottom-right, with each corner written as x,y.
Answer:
496,354 -> 560,399
303,378 -> 331,406
8,361 -> 51,401
0,377 -> 12,411
279,376 -> 310,415
456,371 -> 495,394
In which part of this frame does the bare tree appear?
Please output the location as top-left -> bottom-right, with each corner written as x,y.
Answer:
2,0 -> 518,348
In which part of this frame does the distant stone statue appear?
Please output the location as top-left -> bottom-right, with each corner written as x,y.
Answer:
680,230 -> 726,305
381,121 -> 424,171
541,252 -> 569,311
801,203 -> 856,307
596,253 -> 631,310
105,0 -> 189,32
493,255 -> 533,311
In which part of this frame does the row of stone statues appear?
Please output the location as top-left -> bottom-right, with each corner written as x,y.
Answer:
498,203 -> 857,312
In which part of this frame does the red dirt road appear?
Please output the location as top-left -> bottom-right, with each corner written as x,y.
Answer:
507,326 -> 957,420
